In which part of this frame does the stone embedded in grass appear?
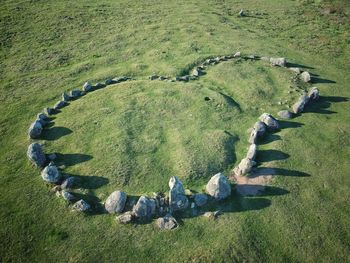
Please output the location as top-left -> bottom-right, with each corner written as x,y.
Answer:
300,71 -> 311,82
239,9 -> 245,17
278,110 -> 293,119
270,57 -> 287,67
234,158 -> 256,176
105,79 -> 116,85
37,112 -> 49,121
259,113 -> 279,130
133,196 -> 156,218
44,107 -> 55,116
149,74 -> 159,80
203,210 -> 221,219
192,68 -> 203,77
61,176 -> 75,190
53,100 -> 66,110
70,89 -> 82,99
169,176 -> 189,211
246,144 -> 257,160
41,162 -> 62,184
193,193 -> 208,207
289,67 -> 302,74
47,153 -> 57,161
105,190 -> 127,214
292,94 -> 310,114
178,75 -> 190,82
27,143 -> 46,168
308,87 -> 320,100
206,172 -> 231,200
248,129 -> 258,144
62,91 -> 70,102
60,190 -> 75,202
116,211 -> 134,224
72,199 -> 90,212
83,81 -> 93,92
28,120 -> 43,139
234,51 -> 241,57
254,121 -> 267,137
94,82 -> 106,89
156,214 -> 178,230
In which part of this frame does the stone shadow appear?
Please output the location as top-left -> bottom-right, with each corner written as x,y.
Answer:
286,62 -> 314,69
278,120 -> 304,129
234,185 -> 290,197
55,153 -> 93,167
62,173 -> 109,190
258,134 -> 281,145
303,95 -> 348,115
311,77 -> 336,84
256,149 -> 290,163
41,126 -> 73,140
252,167 -> 311,177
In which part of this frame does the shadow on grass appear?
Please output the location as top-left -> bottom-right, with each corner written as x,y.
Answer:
303,95 -> 348,115
286,62 -> 314,69
63,173 -> 109,189
56,153 -> 93,167
258,134 -> 281,145
253,167 -> 311,177
42,126 -> 73,140
256,149 -> 290,163
279,120 -> 304,129
311,77 -> 336,84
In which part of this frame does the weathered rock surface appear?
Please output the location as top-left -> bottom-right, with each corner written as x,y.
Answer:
192,68 -> 202,77
116,212 -> 134,224
246,144 -> 257,160
301,71 -> 311,82
239,9 -> 245,17
234,158 -> 256,175
156,214 -> 178,230
44,107 -> 55,116
248,129 -> 258,144
254,121 -> 267,137
105,190 -> 127,214
28,120 -> 43,139
94,82 -> 106,89
234,51 -> 241,57
70,89 -> 81,99
259,113 -> 279,130
41,162 -> 62,183
308,87 -> 320,100
27,143 -> 46,167
289,67 -> 302,74
53,100 -> 66,110
278,110 -> 293,119
72,199 -> 90,212
61,176 -> 75,190
149,74 -> 159,80
203,210 -> 221,219
169,176 -> 189,211
62,91 -> 70,101
61,190 -> 75,202
206,173 -> 231,200
270,57 -> 286,67
37,112 -> 48,121
292,94 -> 310,114
83,81 -> 93,92
133,196 -> 156,218
193,193 -> 208,207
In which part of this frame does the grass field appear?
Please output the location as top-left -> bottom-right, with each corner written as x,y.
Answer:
1,0 -> 350,262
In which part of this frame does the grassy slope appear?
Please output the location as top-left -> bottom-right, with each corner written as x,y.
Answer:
1,0 -> 350,262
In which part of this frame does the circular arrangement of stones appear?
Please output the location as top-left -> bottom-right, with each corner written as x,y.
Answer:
27,51 -> 320,230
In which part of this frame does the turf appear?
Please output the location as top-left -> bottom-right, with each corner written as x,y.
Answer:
1,0 -> 350,262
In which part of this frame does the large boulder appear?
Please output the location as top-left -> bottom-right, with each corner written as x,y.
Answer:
234,158 -> 256,175
28,120 -> 43,139
254,121 -> 267,137
292,94 -> 310,114
72,199 -> 90,212
246,144 -> 257,160
27,143 -> 46,167
41,162 -> 62,183
300,71 -> 311,82
156,214 -> 178,230
133,196 -> 156,218
205,173 -> 231,200
308,87 -> 320,101
278,110 -> 293,119
270,57 -> 286,67
169,176 -> 189,211
105,190 -> 127,214
259,113 -> 279,130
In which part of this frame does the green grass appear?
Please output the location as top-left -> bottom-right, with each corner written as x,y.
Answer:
1,0 -> 350,262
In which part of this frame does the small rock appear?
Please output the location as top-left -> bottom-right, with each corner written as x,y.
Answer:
27,143 -> 46,167
116,211 -> 134,224
70,89 -> 81,99
239,9 -> 245,17
300,71 -> 311,83
105,79 -> 116,85
41,162 -> 62,183
62,92 -> 70,101
53,100 -> 66,110
254,121 -> 267,137
261,56 -> 270,61
248,129 -> 258,144
37,112 -> 49,121
94,82 -> 106,89
193,193 -> 208,207
192,68 -> 202,77
47,153 -> 57,161
206,173 -> 231,200
83,81 -> 93,92
203,211 -> 221,219
28,120 -> 43,139
105,190 -> 127,214
169,176 -> 189,211
289,67 -> 302,74
270,57 -> 287,67
308,87 -> 320,100
61,190 -> 75,202
179,75 -> 190,82
44,107 -> 55,116
61,176 -> 75,189
278,110 -> 293,119
234,158 -> 256,175
156,214 -> 178,230
234,52 -> 241,58
149,74 -> 159,80
259,113 -> 279,130
72,199 -> 90,212
246,144 -> 257,160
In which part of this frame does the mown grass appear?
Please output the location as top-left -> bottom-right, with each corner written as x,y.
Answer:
0,0 -> 350,262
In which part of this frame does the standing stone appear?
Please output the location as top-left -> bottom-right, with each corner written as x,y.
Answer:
169,176 -> 189,211
62,91 -> 70,102
234,158 -> 256,175
27,143 -> 46,167
246,144 -> 257,160
61,177 -> 75,190
70,89 -> 81,99
133,196 -> 156,218
205,173 -> 231,200
292,94 -> 310,114
270,57 -> 287,67
83,82 -> 93,92
72,199 -> 90,212
193,193 -> 208,207
156,214 -> 178,230
37,112 -> 49,121
105,190 -> 127,214
28,120 -> 43,139
53,100 -> 66,110
44,107 -> 55,116
300,71 -> 311,82
116,212 -> 134,224
105,79 -> 116,85
278,110 -> 293,119
259,113 -> 279,130
41,162 -> 62,183
254,121 -> 267,137
308,87 -> 320,100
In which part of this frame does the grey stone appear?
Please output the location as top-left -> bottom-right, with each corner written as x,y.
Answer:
234,52 -> 241,57
70,89 -> 81,99
203,210 -> 221,219
192,68 -> 202,77
105,190 -> 127,214
193,193 -> 208,207
308,87 -> 320,100
248,129 -> 258,144
28,120 -> 43,139
105,79 -> 116,85
179,75 -> 190,82
292,94 -> 310,114
83,81 -> 93,92
44,107 -> 55,115
149,74 -> 159,80
254,121 -> 267,137
246,144 -> 257,160
53,100 -> 66,110
239,9 -> 245,17
259,113 -> 279,130
37,112 -> 48,121
261,56 -> 270,61
169,176 -> 189,211
94,82 -> 106,89
278,110 -> 293,119
72,199 -> 90,212
301,71 -> 311,82
27,143 -> 46,167
234,158 -> 256,175
206,173 -> 231,200
61,190 -> 75,202
270,57 -> 287,67
116,212 -> 134,224
62,92 -> 70,102
133,196 -> 156,218
47,153 -> 57,161
61,176 -> 75,189
41,162 -> 62,183
289,67 -> 302,74
156,214 -> 178,230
